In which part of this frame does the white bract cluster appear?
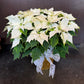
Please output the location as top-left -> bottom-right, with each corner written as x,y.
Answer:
5,8 -> 79,78
5,8 -> 79,48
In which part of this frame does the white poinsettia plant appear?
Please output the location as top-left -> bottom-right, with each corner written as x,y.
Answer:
4,8 -> 79,78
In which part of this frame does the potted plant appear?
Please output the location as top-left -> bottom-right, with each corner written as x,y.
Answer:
4,8 -> 79,78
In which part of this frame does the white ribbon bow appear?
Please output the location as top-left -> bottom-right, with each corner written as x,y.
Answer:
32,46 -> 60,78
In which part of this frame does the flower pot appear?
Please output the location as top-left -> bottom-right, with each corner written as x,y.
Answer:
42,58 -> 53,70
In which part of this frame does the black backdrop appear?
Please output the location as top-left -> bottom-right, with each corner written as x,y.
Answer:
0,0 -> 83,44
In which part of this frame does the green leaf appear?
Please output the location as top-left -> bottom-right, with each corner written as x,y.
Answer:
32,22 -> 35,27
13,51 -> 20,60
64,45 -> 69,54
53,47 -> 59,54
66,41 -> 78,50
24,42 -> 31,51
7,30 -> 11,38
49,28 -> 55,31
12,47 -> 20,60
58,14 -> 64,17
68,31 -> 76,36
60,51 -> 66,58
40,12 -> 44,14
12,43 -> 24,60
19,29 -> 28,36
30,40 -> 39,48
10,39 -> 14,43
24,29 -> 28,36
18,43 -> 24,52
31,47 -> 41,61
47,22 -> 51,26
38,45 -> 45,53
53,45 -> 69,58
75,29 -> 78,34
40,12 -> 48,16
19,29 -> 24,34
56,47 -> 66,58
22,50 -> 31,58
50,34 -> 58,47
44,13 -> 48,16
59,45 -> 68,58
20,35 -> 26,43
43,41 -> 49,50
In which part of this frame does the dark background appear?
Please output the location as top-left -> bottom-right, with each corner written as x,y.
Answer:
0,0 -> 84,84
0,0 -> 84,44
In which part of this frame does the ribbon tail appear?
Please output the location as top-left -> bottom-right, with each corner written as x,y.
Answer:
49,64 -> 55,78
36,66 -> 43,75
34,55 -> 44,75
